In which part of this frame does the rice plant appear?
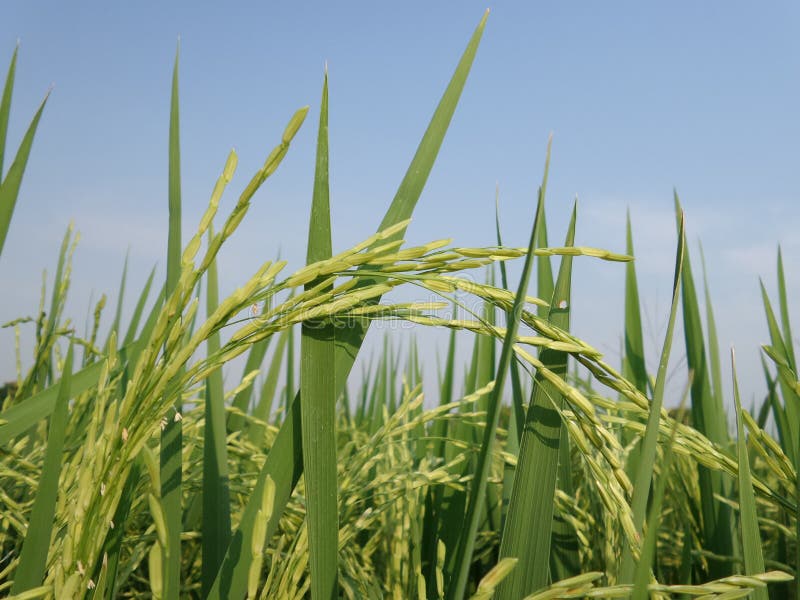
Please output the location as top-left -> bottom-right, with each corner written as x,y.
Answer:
1,11 -> 798,600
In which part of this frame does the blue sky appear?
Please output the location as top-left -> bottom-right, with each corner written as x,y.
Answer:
1,1 -> 798,406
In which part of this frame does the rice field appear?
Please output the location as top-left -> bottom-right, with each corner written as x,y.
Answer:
1,12 -> 798,600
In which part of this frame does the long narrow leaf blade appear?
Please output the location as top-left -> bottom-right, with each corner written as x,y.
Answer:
100,457 -> 143,598
620,211 -> 685,582
496,193 -> 574,600
0,45 -> 18,176
731,349 -> 767,600
700,243 -> 724,408
623,210 -> 647,395
777,248 -> 796,371
375,10 -> 489,244
0,91 -> 48,257
534,140 -> 554,315
549,203 -> 580,582
11,344 -> 73,594
674,191 -> 733,577
122,266 -> 157,347
300,70 -> 338,600
631,392 -> 685,600
449,192 -> 542,600
201,226 -> 231,597
160,46 -> 183,600
759,280 -> 799,466
0,361 -> 99,443
495,188 -> 525,447
105,252 -> 128,348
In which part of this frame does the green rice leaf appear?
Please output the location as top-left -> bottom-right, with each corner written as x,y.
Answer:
433,322 -> 457,455
201,226 -> 232,597
674,191 -> 733,577
0,357 -> 102,444
106,251 -> 129,350
731,349 -> 768,600
300,70 -> 339,600
495,188 -> 525,448
0,45 -> 18,177
631,389 -> 685,600
422,322 -> 457,597
700,243 -> 724,412
759,259 -> 800,595
760,278 -> 800,466
495,190 -> 573,600
450,186 -> 542,597
89,544 -> 109,600
620,210 -> 685,583
122,266 -> 157,347
549,203 -> 580,582
777,248 -> 797,372
374,10 -> 488,244
48,228 -> 72,337
160,45 -> 183,600
621,211 -> 646,482
99,458 -> 143,599
206,379 -> 304,600
623,210 -> 647,396
11,344 -> 73,594
535,138 -> 554,317
284,324 -> 295,415
0,85 -> 48,258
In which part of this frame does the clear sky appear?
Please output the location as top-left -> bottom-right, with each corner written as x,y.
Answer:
2,1 -> 798,407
